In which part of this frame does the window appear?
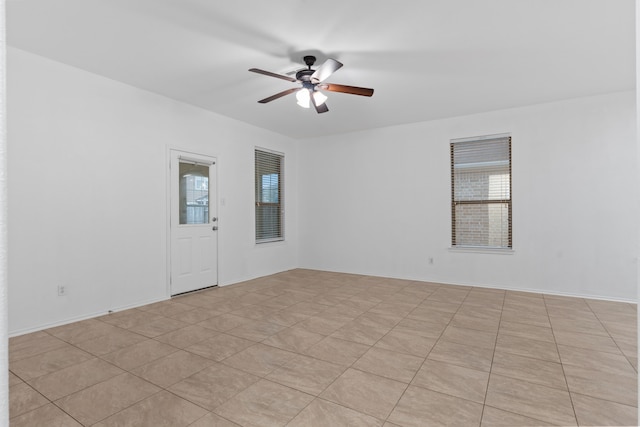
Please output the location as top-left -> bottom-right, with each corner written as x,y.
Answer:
255,148 -> 284,243
451,135 -> 512,249
179,162 -> 209,225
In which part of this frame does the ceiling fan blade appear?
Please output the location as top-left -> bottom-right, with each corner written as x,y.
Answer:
258,88 -> 299,103
249,68 -> 297,83
319,83 -> 374,97
311,95 -> 329,114
310,58 -> 343,83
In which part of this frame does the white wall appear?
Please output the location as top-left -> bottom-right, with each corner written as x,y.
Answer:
299,91 -> 638,302
8,48 -> 299,335
8,48 -> 637,336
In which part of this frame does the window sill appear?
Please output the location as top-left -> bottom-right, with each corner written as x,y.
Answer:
256,239 -> 285,246
448,246 -> 514,255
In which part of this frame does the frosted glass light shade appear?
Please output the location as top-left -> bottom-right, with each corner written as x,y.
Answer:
296,89 -> 310,108
313,91 -> 327,106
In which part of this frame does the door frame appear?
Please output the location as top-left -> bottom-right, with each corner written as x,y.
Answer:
166,147 -> 219,296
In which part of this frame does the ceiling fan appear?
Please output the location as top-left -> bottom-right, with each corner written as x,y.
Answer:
249,55 -> 374,114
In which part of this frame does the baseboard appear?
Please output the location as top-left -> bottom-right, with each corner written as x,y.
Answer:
9,295 -> 170,338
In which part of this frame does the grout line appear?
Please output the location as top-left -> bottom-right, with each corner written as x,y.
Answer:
542,293 -> 580,426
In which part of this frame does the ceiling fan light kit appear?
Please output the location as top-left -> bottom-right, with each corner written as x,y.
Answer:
249,55 -> 374,114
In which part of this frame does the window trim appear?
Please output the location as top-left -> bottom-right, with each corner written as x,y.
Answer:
450,133 -> 512,250
255,147 -> 284,244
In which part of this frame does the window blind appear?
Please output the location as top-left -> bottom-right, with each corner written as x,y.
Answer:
255,149 -> 284,243
451,135 -> 512,248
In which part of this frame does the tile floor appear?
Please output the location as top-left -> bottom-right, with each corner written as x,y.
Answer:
8,269 -> 638,426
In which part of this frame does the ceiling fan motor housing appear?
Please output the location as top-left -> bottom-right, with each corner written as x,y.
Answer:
296,69 -> 315,82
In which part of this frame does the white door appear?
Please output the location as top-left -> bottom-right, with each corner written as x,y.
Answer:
170,150 -> 218,295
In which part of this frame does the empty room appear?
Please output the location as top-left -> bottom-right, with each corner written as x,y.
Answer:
4,1 -> 638,426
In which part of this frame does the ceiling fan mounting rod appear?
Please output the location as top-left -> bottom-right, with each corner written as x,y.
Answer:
303,55 -> 316,69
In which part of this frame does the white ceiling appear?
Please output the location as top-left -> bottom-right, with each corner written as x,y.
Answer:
7,0 -> 635,139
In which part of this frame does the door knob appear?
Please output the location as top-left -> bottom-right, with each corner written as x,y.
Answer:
212,217 -> 218,222
212,226 -> 218,231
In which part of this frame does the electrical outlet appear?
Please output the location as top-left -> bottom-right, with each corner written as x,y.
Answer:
58,285 -> 67,296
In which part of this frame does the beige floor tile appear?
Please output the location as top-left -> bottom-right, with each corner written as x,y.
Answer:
428,287 -> 470,304
230,305 -> 279,321
97,309 -> 163,329
322,304 -> 367,319
374,328 -> 437,357
295,315 -> 349,335
154,324 -> 218,348
455,305 -> 502,321
369,301 -> 417,317
320,368 -> 407,419
74,327 -> 147,356
262,326 -> 325,353
130,350 -> 213,388
394,317 -> 447,338
100,339 -> 178,370
197,313 -> 252,332
10,344 -> 93,380
614,335 -> 637,357
93,390 -> 208,427
406,306 -> 455,325
418,299 -> 464,314
186,333 -> 254,362
260,310 -> 309,327
46,319 -> 121,345
330,320 -> 390,345
222,343 -> 297,377
500,308 -> 551,328
428,340 -> 494,372
388,385 -> 483,427
189,412 -> 241,427
9,371 -> 23,386
603,320 -> 637,342
356,312 -> 404,329
169,363 -> 260,410
481,406 -> 556,426
304,336 -> 370,366
286,301 -> 331,317
498,320 -> 555,343
9,331 -> 50,347
6,270 -> 637,426
441,325 -> 497,350
168,307 -> 222,324
450,313 -> 501,332
571,392 -> 638,427
485,374 -> 577,426
128,316 -> 189,338
28,357 -> 124,400
214,379 -> 314,426
140,300 -> 195,317
9,333 -> 68,362
9,382 -> 48,419
557,344 -> 636,376
55,373 -> 160,425
563,364 -> 637,406
553,329 -> 621,354
288,398 -> 384,427
352,347 -> 423,383
491,351 -> 567,390
549,317 -> 610,336
267,354 -> 345,395
411,359 -> 489,404
495,333 -> 560,362
226,319 -> 287,342
9,402 -> 83,427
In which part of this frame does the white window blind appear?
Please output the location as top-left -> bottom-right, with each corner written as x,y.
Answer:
451,135 -> 512,249
255,149 -> 284,243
